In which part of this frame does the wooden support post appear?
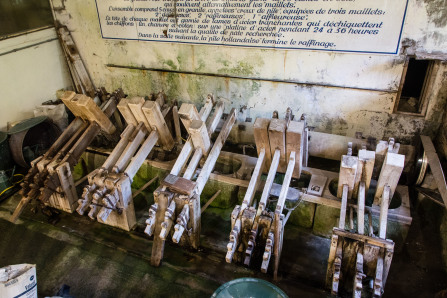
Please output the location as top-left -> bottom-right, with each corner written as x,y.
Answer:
178,103 -> 200,132
128,97 -> 152,130
172,105 -> 182,144
259,149 -> 281,214
75,94 -> 116,134
151,191 -> 172,267
254,118 -> 272,169
117,98 -> 139,126
357,182 -> 366,235
374,152 -> 404,205
268,119 -> 287,172
142,101 -> 175,151
189,120 -> 211,155
337,155 -> 358,199
374,252 -> 384,297
286,120 -> 305,178
353,246 -> 365,298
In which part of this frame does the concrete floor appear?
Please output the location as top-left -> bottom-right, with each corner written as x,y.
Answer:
0,187 -> 445,297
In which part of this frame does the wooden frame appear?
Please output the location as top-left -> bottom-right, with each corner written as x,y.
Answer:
393,57 -> 438,116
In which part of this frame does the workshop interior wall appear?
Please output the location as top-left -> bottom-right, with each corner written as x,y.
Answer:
0,28 -> 72,130
49,0 -> 447,144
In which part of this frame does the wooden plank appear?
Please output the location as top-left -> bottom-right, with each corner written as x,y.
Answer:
332,228 -> 395,250
142,101 -> 175,150
189,120 -> 211,154
128,97 -> 152,130
117,98 -> 139,126
113,123 -> 147,173
75,94 -> 116,134
161,174 -> 197,196
374,152 -> 404,205
199,95 -> 214,121
258,149 -> 281,215
253,118 -> 272,169
178,103 -> 200,132
286,120 -> 305,178
325,234 -> 339,290
276,151 -> 296,212
170,140 -> 193,176
420,135 -> 447,208
172,105 -> 182,144
337,155 -> 358,199
268,118 -> 287,172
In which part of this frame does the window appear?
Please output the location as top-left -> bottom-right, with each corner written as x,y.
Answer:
0,0 -> 54,39
394,57 -> 437,115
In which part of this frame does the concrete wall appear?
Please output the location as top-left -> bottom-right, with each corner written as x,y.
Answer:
49,0 -> 447,144
0,28 -> 72,130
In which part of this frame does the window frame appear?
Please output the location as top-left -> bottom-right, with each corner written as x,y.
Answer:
393,56 -> 439,116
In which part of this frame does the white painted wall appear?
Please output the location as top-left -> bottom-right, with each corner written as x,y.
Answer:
35,1 -> 447,143
0,28 -> 72,130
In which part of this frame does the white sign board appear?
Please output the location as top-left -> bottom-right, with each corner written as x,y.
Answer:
95,0 -> 408,54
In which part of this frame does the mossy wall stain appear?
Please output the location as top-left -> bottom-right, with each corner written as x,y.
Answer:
424,0 -> 447,27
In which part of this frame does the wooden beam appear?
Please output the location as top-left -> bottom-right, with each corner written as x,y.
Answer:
128,97 -> 152,130
75,94 -> 116,134
189,120 -> 211,154
142,101 -> 175,151
353,149 -> 375,198
254,118 -> 272,169
337,155 -> 358,199
286,120 -> 305,178
178,103 -> 200,132
339,184 -> 348,229
374,152 -> 404,205
357,182 -> 366,235
117,98 -> 139,126
172,105 -> 182,144
268,118 -> 287,172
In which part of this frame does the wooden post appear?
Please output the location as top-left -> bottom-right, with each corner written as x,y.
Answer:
75,94 -> 116,134
286,120 -> 305,178
142,101 -> 175,151
112,123 -> 147,173
128,97 -> 152,130
199,95 -> 214,121
101,124 -> 135,171
170,140 -> 193,176
189,120 -> 211,155
178,103 -> 200,132
337,155 -> 358,199
268,119 -> 287,172
117,98 -> 139,126
374,152 -> 404,205
172,105 -> 182,144
207,102 -> 224,135
254,118 -> 272,169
